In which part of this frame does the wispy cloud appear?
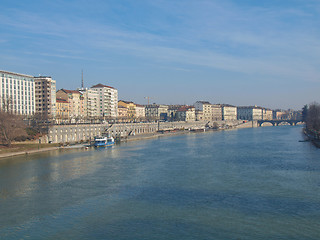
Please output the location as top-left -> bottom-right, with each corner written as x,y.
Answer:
1,0 -> 320,108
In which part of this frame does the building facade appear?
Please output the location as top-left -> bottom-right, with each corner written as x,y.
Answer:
212,104 -> 222,121
135,104 -> 145,120
262,108 -> 273,120
237,106 -> 263,121
91,84 -> 118,119
56,89 -> 83,120
194,101 -> 212,121
0,70 -> 35,115
195,110 -> 204,121
222,104 -> 237,120
176,106 -> 196,122
118,100 -> 136,119
34,76 -> 56,118
117,105 -> 128,122
56,98 -> 69,121
145,104 -> 168,120
79,88 -> 99,119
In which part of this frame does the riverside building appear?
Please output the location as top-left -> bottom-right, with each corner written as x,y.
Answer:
34,76 -> 56,118
0,70 -> 35,115
91,84 -> 118,119
78,88 -> 99,119
221,104 -> 237,120
194,101 -> 212,121
145,104 -> 168,120
56,89 -> 84,121
237,106 -> 263,121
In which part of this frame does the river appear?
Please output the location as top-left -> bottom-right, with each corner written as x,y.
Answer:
0,126 -> 320,239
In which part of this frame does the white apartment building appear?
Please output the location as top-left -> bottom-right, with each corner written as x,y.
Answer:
91,84 -> 118,119
194,101 -> 212,121
34,76 -> 56,118
79,88 -> 99,119
222,104 -> 237,120
0,70 -> 35,115
262,108 -> 273,120
237,106 -> 263,121
135,104 -> 145,119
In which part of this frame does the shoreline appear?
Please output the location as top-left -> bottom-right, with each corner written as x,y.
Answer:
0,122 -> 256,160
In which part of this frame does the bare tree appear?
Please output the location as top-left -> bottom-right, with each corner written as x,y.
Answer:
306,102 -> 320,131
0,112 -> 27,147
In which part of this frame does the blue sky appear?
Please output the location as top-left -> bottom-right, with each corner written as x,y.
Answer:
1,0 -> 320,109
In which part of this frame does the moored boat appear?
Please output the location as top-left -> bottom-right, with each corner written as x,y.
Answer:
94,136 -> 115,147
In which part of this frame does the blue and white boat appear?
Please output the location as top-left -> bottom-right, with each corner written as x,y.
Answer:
94,136 -> 115,147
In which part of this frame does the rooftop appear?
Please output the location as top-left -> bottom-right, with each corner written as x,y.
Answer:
91,83 -> 115,89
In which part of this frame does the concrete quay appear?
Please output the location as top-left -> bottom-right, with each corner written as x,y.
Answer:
46,120 -> 253,144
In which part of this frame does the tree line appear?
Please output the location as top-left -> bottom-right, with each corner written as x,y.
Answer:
302,102 -> 320,132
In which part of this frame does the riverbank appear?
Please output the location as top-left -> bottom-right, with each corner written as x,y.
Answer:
0,121 -> 255,160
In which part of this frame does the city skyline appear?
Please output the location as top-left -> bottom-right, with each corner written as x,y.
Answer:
1,0 -> 320,110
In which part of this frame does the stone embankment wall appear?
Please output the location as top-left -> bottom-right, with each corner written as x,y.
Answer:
48,124 -> 108,143
47,120 -> 250,144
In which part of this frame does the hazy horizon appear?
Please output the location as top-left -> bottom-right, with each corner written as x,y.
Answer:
1,0 -> 320,110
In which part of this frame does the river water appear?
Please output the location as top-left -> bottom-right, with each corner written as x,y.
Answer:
0,126 -> 320,239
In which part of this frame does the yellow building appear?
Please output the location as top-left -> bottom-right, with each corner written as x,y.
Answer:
117,105 -> 128,122
118,100 -> 136,120
56,98 -> 69,121
56,89 -> 84,120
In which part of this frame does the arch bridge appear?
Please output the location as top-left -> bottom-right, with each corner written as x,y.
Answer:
257,120 -> 303,127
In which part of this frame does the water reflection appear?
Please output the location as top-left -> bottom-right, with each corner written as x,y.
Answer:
1,126 -> 320,239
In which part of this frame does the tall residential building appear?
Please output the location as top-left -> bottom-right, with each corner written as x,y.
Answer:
0,70 -> 35,115
91,84 -> 118,119
79,88 -> 99,119
194,101 -> 212,121
34,76 -> 56,118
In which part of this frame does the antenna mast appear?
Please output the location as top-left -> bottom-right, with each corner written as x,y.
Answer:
81,69 -> 84,88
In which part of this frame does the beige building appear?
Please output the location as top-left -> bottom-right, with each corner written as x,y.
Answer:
222,104 -> 237,120
194,101 -> 212,121
117,105 -> 128,122
118,100 -> 136,119
135,104 -> 145,119
91,84 -> 118,119
0,70 -> 35,115
212,104 -> 222,121
176,106 -> 196,122
34,76 -> 56,118
56,89 -> 84,120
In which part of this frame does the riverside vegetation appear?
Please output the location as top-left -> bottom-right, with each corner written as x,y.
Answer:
302,102 -> 320,146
